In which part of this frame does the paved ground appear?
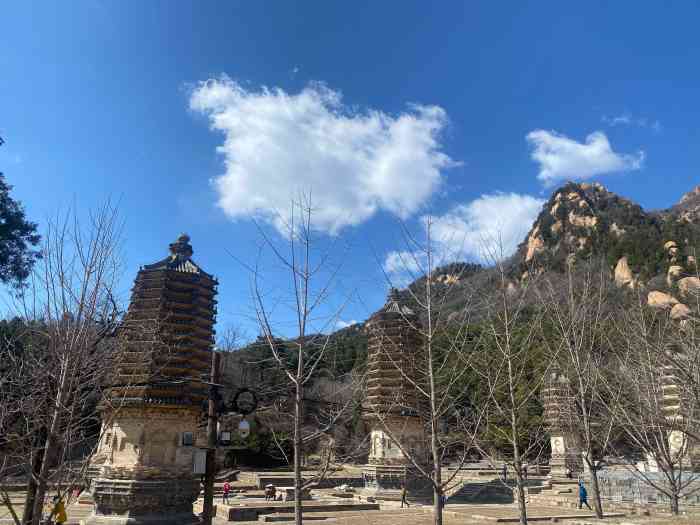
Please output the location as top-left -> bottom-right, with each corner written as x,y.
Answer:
0,497 -> 93,525
3,493 -> 700,524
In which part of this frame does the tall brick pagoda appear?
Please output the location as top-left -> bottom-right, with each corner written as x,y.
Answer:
543,367 -> 582,477
361,289 -> 428,498
88,234 -> 217,525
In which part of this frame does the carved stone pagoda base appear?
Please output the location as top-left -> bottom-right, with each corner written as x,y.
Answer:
361,464 -> 431,501
86,478 -> 200,525
87,406 -> 203,525
548,434 -> 582,478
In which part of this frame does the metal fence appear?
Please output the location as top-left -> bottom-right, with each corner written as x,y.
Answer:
595,472 -> 700,508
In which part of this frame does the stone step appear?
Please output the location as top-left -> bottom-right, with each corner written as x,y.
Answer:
467,512 -> 626,523
202,501 -> 381,522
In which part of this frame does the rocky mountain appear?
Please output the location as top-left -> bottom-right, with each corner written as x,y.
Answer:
516,181 -> 700,320
517,182 -> 700,283
671,184 -> 700,223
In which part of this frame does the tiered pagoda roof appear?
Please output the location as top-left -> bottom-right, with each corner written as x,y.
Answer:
542,367 -> 575,433
111,234 -> 217,407
363,289 -> 424,419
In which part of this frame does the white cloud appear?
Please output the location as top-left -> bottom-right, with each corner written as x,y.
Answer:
602,114 -> 661,132
526,130 -> 644,186
382,192 -> 544,277
335,319 -> 358,329
383,250 -> 423,276
428,192 -> 544,262
190,77 -> 458,235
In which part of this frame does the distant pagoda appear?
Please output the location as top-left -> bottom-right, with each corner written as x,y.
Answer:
542,367 -> 582,477
88,234 -> 217,525
361,289 -> 428,499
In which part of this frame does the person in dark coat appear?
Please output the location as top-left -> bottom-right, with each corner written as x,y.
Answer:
400,485 -> 409,508
578,480 -> 592,510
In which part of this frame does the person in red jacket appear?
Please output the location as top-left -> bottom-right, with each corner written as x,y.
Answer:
222,481 -> 231,505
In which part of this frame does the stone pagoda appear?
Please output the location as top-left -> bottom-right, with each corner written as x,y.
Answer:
361,289 -> 427,498
542,367 -> 582,477
88,234 -> 217,525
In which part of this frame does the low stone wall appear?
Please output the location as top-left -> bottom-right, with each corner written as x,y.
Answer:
255,475 -> 364,489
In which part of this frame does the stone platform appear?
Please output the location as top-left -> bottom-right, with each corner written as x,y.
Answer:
87,477 -> 200,524
194,498 -> 380,522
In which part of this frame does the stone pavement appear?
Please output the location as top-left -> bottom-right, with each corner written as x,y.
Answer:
203,503 -> 626,524
0,497 -> 94,525
4,493 -> 699,525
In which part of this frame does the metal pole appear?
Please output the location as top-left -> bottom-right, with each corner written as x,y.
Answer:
202,351 -> 221,525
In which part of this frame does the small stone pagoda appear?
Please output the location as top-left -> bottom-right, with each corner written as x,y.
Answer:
362,289 -> 427,498
88,234 -> 217,525
542,367 -> 582,477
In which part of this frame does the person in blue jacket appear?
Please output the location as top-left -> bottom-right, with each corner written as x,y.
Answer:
578,479 -> 592,510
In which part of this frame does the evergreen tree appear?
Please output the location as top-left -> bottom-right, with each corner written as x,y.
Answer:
0,137 -> 41,287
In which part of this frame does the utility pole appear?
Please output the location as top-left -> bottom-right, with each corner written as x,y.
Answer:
202,351 -> 221,525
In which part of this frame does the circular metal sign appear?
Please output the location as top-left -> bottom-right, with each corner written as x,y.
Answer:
232,388 -> 258,415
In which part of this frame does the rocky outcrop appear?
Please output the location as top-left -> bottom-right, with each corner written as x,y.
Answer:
568,210 -> 597,228
614,257 -> 635,289
680,185 -> 700,205
664,241 -> 680,262
435,273 -> 460,285
610,222 -> 626,238
667,265 -> 684,287
672,185 -> 700,223
525,226 -> 545,262
671,303 -> 692,320
647,291 -> 679,309
678,277 -> 700,298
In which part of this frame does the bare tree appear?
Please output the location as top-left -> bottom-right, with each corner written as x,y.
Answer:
469,246 -> 554,525
252,196 -> 356,525
601,296 -> 700,515
0,203 -> 125,525
538,261 -> 621,519
367,218 -> 493,525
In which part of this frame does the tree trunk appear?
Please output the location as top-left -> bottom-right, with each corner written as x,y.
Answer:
510,410 -> 527,525
433,485 -> 443,525
31,362 -> 70,525
670,492 -> 680,515
1,488 -> 21,525
22,430 -> 46,525
294,378 -> 303,525
587,458 -> 604,519
507,351 -> 527,525
513,466 -> 527,525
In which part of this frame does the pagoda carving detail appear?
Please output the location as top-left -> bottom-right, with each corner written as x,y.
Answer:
88,234 -> 217,525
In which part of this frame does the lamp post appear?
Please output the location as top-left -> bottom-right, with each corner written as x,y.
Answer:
199,362 -> 259,525
201,351 -> 221,525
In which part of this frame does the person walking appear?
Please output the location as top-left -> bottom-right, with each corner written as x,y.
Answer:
501,463 -> 508,482
400,485 -> 409,508
222,481 -> 231,505
49,495 -> 67,525
578,480 -> 592,510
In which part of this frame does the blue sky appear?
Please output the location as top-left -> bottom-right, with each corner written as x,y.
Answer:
2,2 -> 700,340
